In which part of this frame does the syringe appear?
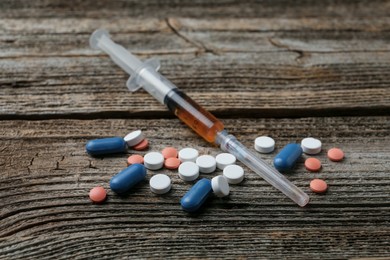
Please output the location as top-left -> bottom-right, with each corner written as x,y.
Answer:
90,29 -> 310,207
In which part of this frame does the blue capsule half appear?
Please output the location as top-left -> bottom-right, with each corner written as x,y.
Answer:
86,137 -> 127,156
274,143 -> 303,171
181,178 -> 212,212
110,164 -> 147,194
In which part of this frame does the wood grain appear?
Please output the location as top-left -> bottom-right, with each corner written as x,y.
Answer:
1,0 -> 390,258
0,117 -> 389,258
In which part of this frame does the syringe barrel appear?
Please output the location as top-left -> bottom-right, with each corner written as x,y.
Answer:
134,66 -> 224,142
139,68 -> 226,144
216,131 -> 310,207
138,67 -> 177,104
164,89 -> 224,143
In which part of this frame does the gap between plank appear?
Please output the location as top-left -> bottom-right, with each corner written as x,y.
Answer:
0,106 -> 388,121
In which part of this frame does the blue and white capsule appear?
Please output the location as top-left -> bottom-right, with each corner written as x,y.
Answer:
110,164 -> 147,194
274,143 -> 303,171
180,178 -> 212,212
86,137 -> 127,156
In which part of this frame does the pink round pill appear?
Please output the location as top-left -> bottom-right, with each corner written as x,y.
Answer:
127,154 -> 144,165
133,139 -> 149,151
89,186 -> 107,203
310,179 -> 328,194
327,148 -> 344,162
161,147 -> 178,159
164,157 -> 181,170
305,158 -> 322,172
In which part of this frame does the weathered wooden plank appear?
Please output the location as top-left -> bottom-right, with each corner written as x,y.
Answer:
0,18 -> 168,34
1,53 -> 389,118
0,0 -> 389,19
168,18 -> 390,53
1,17 -> 389,57
0,27 -> 195,57
174,17 -> 390,32
0,117 -> 389,258
2,17 -> 390,35
1,14 -> 389,118
1,229 -> 389,259
1,0 -> 389,259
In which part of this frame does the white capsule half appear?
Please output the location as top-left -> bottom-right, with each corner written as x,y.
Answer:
211,176 -> 230,197
124,130 -> 144,147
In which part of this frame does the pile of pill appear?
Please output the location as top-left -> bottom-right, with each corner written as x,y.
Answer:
87,130 -> 245,212
130,147 -> 245,211
254,135 -> 345,195
86,130 -> 344,210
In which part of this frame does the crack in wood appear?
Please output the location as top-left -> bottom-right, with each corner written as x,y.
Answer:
29,157 -> 35,166
75,173 -> 80,187
53,161 -> 63,171
165,17 -> 220,56
268,37 -> 310,63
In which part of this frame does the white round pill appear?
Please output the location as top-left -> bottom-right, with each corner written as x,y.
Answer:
144,152 -> 164,170
150,174 -> 171,194
301,137 -> 322,155
178,161 -> 199,181
124,130 -> 144,147
196,155 -> 217,173
223,164 -> 245,184
211,176 -> 230,198
178,148 -> 199,162
254,136 -> 275,153
215,153 -> 236,170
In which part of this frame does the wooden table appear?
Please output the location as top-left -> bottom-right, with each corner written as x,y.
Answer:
1,1 -> 389,259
